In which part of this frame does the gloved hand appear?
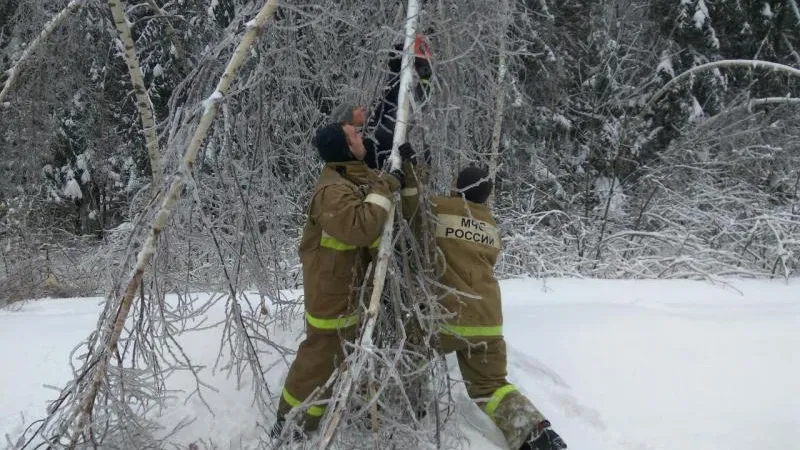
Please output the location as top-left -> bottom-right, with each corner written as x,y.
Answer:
388,43 -> 404,74
399,142 -> 416,163
388,168 -> 405,189
388,41 -> 433,80
422,143 -> 432,165
415,56 -> 432,80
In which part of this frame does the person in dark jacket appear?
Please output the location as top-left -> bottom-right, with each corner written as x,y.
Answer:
329,43 -> 432,171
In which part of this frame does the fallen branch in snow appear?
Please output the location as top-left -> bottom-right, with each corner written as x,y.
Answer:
0,0 -> 85,105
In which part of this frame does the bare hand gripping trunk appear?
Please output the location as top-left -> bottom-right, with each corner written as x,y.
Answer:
59,1 -> 280,447
108,0 -> 163,191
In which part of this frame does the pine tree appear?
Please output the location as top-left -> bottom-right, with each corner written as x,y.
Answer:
646,0 -> 725,157
710,0 -> 800,97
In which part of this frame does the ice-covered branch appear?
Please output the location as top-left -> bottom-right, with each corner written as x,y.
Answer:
643,60 -> 800,115
0,0 -> 85,105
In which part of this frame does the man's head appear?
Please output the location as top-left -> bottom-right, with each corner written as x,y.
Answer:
313,123 -> 366,163
453,166 -> 493,203
330,103 -> 367,127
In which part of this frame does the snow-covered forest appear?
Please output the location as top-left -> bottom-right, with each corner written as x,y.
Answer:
1,0 -> 799,449
3,0 -> 799,299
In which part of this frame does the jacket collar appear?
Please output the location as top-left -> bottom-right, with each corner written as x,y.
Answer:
325,161 -> 376,186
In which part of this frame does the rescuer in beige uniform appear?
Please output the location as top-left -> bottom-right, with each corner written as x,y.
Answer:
431,166 -> 567,450
271,121 -> 407,438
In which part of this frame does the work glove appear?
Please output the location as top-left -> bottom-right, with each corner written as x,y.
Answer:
388,41 -> 433,80
388,44 -> 404,74
414,54 -> 432,80
399,142 -> 416,163
388,168 -> 405,189
422,142 -> 432,165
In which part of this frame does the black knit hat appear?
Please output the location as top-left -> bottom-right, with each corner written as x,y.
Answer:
456,166 -> 493,203
313,123 -> 354,163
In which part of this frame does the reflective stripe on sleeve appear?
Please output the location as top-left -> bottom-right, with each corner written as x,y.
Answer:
320,231 -> 356,251
364,193 -> 392,213
401,187 -> 418,197
305,311 -> 360,330
484,384 -> 518,420
282,388 -> 326,417
439,323 -> 503,337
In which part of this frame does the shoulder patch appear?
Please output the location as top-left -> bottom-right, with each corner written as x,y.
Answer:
435,214 -> 500,249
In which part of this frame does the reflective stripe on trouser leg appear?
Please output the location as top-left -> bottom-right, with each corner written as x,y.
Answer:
279,327 -> 350,430
484,384 -> 518,420
439,323 -> 503,338
439,335 -> 545,449
281,387 -> 326,417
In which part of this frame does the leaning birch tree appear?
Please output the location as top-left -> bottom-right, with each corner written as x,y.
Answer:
316,0 -> 422,445
486,0 -> 510,208
11,1 -> 280,448
108,0 -> 162,192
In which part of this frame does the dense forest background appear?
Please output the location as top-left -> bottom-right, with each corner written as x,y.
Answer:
2,0 -> 800,304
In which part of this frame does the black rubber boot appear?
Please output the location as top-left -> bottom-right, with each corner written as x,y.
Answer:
519,420 -> 567,450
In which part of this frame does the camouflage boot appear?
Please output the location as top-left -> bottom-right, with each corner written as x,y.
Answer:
490,392 -> 546,449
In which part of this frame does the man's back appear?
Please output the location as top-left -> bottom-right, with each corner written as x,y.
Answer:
431,195 -> 503,333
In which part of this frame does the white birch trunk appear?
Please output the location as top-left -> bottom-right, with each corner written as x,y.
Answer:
361,0 -> 419,356
358,0 -> 420,356
0,0 -> 85,105
108,0 -> 163,191
486,0 -> 510,208
61,1 -> 279,447
317,0 -> 421,446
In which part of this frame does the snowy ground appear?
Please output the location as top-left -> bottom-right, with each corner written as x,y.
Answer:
2,278 -> 798,450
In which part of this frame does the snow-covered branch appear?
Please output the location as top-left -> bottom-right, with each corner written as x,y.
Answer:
0,0 -> 85,105
643,59 -> 800,114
